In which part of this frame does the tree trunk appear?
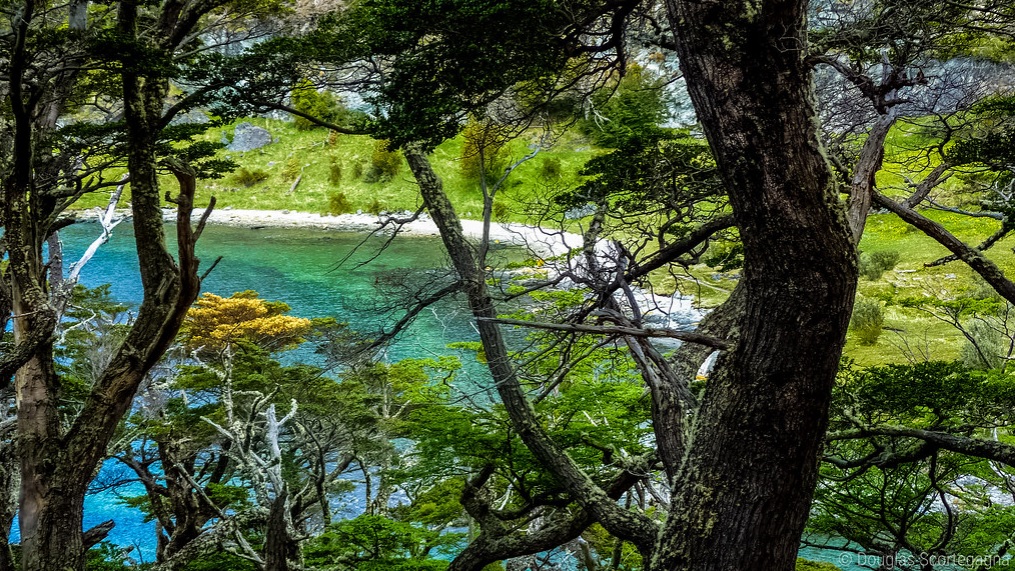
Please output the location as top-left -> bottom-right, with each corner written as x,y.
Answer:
18,481 -> 88,571
0,436 -> 17,571
652,1 -> 858,570
406,149 -> 658,559
264,491 -> 300,571
13,21 -> 204,569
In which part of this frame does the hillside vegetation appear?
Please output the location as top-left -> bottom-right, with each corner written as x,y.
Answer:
75,118 -> 593,221
70,116 -> 1015,368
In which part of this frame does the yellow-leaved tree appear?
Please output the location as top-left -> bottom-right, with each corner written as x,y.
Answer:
182,290 -> 313,355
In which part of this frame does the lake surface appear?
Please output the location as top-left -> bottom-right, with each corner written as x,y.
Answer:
13,221 -> 862,570
14,221 -> 503,561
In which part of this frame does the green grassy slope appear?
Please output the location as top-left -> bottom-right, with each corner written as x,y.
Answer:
71,118 -> 1013,367
74,118 -> 594,221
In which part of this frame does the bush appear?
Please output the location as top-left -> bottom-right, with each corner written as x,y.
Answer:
352,162 -> 365,180
539,156 -> 562,180
232,167 -> 269,187
367,198 -> 384,215
291,78 -> 343,131
329,159 -> 342,185
328,192 -> 353,215
282,157 -> 301,181
960,318 -> 1007,369
859,250 -> 900,281
364,140 -> 401,183
461,119 -> 508,181
492,200 -> 509,221
850,296 -> 884,345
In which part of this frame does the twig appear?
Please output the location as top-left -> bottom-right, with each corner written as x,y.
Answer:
480,317 -> 731,350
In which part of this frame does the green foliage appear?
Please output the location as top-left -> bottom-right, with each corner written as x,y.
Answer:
367,198 -> 384,215
56,285 -> 131,407
557,128 -> 724,233
539,156 -> 562,180
157,123 -> 238,179
446,341 -> 486,363
460,119 -> 508,182
333,0 -> 593,148
233,167 -> 270,187
291,78 -> 344,131
581,524 -> 641,570
703,241 -> 744,272
365,140 -> 401,183
329,158 -> 342,185
84,543 -> 131,571
282,156 -> 302,181
831,361 -> 1015,428
948,96 -> 1015,168
849,296 -> 884,345
858,249 -> 900,281
960,318 -> 1007,369
491,200 -> 508,221
815,361 -> 1015,564
328,191 -> 353,215
177,551 -> 257,571
578,63 -> 669,149
303,515 -> 460,571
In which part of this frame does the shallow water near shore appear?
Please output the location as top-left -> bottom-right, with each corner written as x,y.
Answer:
14,221 -> 858,569
14,221 -> 504,558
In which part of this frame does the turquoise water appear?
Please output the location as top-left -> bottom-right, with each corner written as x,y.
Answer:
22,222 -> 864,568
23,221 -> 501,561
62,222 -> 491,362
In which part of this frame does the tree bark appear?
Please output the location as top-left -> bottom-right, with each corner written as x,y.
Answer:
652,1 -> 858,570
405,148 -> 659,557
263,489 -> 302,571
13,7 -> 207,562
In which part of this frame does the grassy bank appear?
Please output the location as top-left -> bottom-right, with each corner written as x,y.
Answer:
76,118 -> 593,222
72,118 -> 1012,367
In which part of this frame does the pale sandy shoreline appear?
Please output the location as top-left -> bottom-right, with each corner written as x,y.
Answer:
70,206 -> 705,328
71,207 -> 585,257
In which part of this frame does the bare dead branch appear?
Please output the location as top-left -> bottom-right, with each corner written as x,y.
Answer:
480,317 -> 731,350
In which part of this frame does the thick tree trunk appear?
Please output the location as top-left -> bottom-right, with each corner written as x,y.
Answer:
652,1 -> 858,570
18,481 -> 88,571
14,27 -> 203,570
0,435 -> 17,571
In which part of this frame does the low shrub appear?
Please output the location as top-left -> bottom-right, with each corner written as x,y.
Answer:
232,168 -> 269,187
859,250 -> 900,281
282,157 -> 301,181
329,159 -> 342,185
364,140 -> 401,183
960,318 -> 1007,369
492,200 -> 509,221
328,192 -> 353,215
367,198 -> 384,215
539,156 -> 562,180
850,296 -> 884,345
291,78 -> 343,131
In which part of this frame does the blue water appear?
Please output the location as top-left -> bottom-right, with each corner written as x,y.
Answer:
13,221 -> 503,561
16,222 -> 867,569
